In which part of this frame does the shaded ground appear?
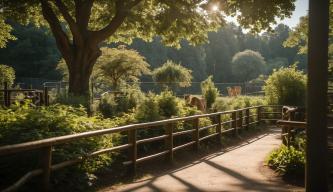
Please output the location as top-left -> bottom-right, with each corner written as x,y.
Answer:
97,128 -> 304,192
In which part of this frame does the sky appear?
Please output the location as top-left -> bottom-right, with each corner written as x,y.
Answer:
278,0 -> 308,29
226,0 -> 308,31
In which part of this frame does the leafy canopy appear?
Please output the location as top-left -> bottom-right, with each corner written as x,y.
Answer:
152,60 -> 192,89
1,0 -> 296,47
0,18 -> 16,48
201,75 -> 219,109
0,64 -> 15,88
264,66 -> 306,106
94,46 -> 150,90
231,49 -> 266,82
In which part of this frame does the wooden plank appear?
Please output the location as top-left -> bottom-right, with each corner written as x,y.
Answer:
41,146 -> 52,191
165,123 -> 174,162
192,118 -> 200,151
128,129 -> 137,175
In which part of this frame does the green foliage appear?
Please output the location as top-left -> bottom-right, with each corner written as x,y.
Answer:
267,145 -> 305,176
212,96 -> 266,111
201,76 -> 219,109
264,66 -> 306,106
0,22 -> 61,80
0,103 -> 122,190
98,86 -> 144,118
135,93 -> 161,123
0,64 -> 15,87
0,18 -> 16,48
232,49 -> 266,82
157,90 -> 181,118
55,93 -> 90,108
152,60 -> 193,90
266,57 -> 289,74
94,47 -> 151,90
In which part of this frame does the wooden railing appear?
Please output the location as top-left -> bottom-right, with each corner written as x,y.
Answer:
0,82 -> 49,107
0,105 -> 282,192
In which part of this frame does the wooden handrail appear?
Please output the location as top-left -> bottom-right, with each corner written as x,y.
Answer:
276,120 -> 307,129
0,106 -> 268,156
0,105 -> 283,191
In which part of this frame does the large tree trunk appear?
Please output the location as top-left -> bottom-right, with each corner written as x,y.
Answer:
67,45 -> 101,97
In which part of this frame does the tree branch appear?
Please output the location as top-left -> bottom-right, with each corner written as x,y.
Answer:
75,0 -> 94,32
54,0 -> 83,44
91,0 -> 142,44
40,0 -> 73,66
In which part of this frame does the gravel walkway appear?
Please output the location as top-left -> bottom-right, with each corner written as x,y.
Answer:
101,128 -> 304,192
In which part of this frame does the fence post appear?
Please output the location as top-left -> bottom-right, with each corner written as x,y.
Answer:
44,87 -> 49,106
239,110 -> 243,131
3,82 -> 8,107
245,108 -> 250,129
216,114 -> 222,145
128,129 -> 137,175
165,123 -> 174,162
257,106 -> 262,125
232,111 -> 238,136
192,118 -> 200,151
41,146 -> 52,191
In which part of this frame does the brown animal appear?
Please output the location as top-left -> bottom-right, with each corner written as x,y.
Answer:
184,94 -> 206,112
234,86 -> 242,96
227,86 -> 242,97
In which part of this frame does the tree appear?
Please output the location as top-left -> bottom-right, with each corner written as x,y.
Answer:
1,0 -> 296,97
95,46 -> 150,90
201,76 -> 219,109
0,19 -> 15,48
0,64 -> 15,88
231,50 -> 266,82
264,66 -> 306,106
0,22 -> 61,80
152,60 -> 192,90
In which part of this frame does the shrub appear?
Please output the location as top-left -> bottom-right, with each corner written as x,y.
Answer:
152,60 -> 192,90
0,64 -> 15,88
0,103 -> 122,191
264,66 -> 306,106
99,94 -> 117,117
267,145 -> 305,176
157,90 -> 180,118
231,50 -> 266,82
135,93 -> 161,122
99,86 -> 144,118
212,96 -> 266,111
201,76 -> 219,109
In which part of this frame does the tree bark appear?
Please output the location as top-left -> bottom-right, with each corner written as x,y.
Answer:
68,44 -> 101,97
39,0 -> 142,97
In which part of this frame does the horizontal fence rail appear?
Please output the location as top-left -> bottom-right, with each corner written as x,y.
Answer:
0,105 -> 282,192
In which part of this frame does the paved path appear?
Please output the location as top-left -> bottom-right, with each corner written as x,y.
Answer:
102,128 -> 303,192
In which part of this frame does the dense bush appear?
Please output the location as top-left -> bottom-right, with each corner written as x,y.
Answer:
99,86 -> 145,118
267,145 -> 305,176
231,50 -> 266,82
267,134 -> 305,177
157,90 -> 180,118
152,60 -> 192,90
0,102 -> 123,191
0,64 -> 15,88
264,66 -> 306,106
212,96 -> 266,111
201,76 -> 219,109
135,93 -> 161,122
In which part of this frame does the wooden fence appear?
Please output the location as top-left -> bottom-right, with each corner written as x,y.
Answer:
0,105 -> 282,192
0,82 -> 49,107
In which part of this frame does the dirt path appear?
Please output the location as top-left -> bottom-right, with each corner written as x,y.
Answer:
100,128 -> 304,192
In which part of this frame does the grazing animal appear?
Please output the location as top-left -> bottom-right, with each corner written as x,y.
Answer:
184,94 -> 206,112
227,86 -> 242,97
234,86 -> 242,96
